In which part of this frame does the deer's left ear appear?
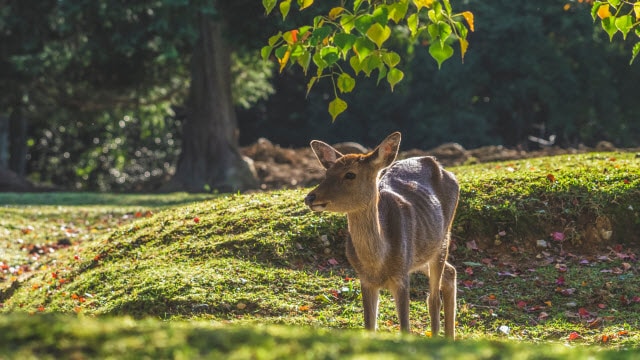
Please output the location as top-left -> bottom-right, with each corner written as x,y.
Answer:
368,132 -> 401,168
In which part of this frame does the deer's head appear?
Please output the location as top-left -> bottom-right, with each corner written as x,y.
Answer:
305,132 -> 401,213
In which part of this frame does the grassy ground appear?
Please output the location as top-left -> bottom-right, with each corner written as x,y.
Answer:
1,152 -> 639,358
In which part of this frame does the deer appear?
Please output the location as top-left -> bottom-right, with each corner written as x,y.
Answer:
304,132 -> 459,338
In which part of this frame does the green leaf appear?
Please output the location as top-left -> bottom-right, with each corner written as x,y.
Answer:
372,6 -> 389,26
329,97 -> 348,121
296,51 -> 311,74
340,14 -> 356,33
309,26 -> 332,45
377,64 -> 387,85
428,42 -> 454,69
306,76 -> 317,97
312,52 -> 328,70
631,42 -> 640,65
366,23 -> 391,48
388,2 -> 409,23
387,68 -> 404,91
353,37 -> 375,61
601,16 -> 618,41
607,0 -> 621,8
361,55 -> 382,77
268,33 -> 282,47
280,0 -> 291,20
349,55 -> 362,75
428,22 -> 452,47
443,0 -> 452,14
334,33 -> 357,57
407,13 -> 419,38
614,15 -> 633,40
260,45 -> 273,61
382,51 -> 401,68
262,0 -> 277,14
355,15 -> 374,35
320,46 -> 339,66
337,72 -> 356,93
353,0 -> 364,12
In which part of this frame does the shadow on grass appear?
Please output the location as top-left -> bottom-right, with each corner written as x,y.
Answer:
0,192 -> 217,207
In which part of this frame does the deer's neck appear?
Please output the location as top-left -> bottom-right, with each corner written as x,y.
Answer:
346,195 -> 388,260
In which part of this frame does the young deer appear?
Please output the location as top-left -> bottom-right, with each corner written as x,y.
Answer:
304,132 -> 459,338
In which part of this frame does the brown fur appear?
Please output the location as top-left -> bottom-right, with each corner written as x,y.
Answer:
304,132 -> 459,338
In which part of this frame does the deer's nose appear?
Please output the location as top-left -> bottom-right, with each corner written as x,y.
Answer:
304,193 -> 316,206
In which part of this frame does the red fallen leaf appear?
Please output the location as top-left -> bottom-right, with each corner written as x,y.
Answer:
516,300 -> 527,309
37,305 -> 45,312
51,272 -> 58,279
578,307 -> 591,318
601,334 -> 610,343
609,157 -> 617,162
462,279 -> 474,288
546,173 -> 556,182
624,179 -> 630,184
620,295 -> 631,305
135,211 -> 142,218
193,217 -> 200,223
618,330 -> 629,336
598,303 -> 607,309
327,258 -> 339,266
465,267 -> 474,276
552,232 -> 565,242
568,332 -> 581,341
344,277 -> 355,282
74,255 -> 80,261
299,305 -> 310,311
556,276 -> 565,286
613,244 -> 623,253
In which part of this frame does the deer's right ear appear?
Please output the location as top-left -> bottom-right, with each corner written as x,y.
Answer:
310,140 -> 343,169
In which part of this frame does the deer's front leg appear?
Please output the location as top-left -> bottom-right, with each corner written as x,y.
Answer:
361,283 -> 380,331
391,278 -> 411,333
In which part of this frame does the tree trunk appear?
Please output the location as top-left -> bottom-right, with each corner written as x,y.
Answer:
167,13 -> 257,193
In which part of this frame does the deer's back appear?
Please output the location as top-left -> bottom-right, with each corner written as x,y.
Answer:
377,157 -> 459,269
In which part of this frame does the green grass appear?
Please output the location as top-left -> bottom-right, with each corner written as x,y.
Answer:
1,152 -> 640,358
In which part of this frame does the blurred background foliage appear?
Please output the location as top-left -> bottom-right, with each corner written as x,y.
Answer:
1,0 -> 639,192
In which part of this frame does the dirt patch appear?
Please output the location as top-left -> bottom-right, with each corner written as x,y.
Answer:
241,139 -> 622,191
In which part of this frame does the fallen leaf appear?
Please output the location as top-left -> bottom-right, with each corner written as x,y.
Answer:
568,331 -> 581,341
327,258 -> 339,266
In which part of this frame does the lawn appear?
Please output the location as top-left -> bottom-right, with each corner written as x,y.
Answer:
1,152 -> 639,358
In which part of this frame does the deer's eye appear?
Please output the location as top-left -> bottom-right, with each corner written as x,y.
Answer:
344,172 -> 356,180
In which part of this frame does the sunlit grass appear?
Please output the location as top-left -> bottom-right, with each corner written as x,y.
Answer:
1,152 -> 640,357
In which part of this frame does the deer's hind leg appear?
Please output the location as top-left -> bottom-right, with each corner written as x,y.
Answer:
426,259 -> 445,337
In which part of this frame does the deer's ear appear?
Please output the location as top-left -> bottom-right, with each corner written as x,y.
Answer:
310,140 -> 343,169
368,132 -> 401,168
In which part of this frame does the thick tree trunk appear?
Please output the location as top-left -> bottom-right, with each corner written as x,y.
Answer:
167,14 -> 257,193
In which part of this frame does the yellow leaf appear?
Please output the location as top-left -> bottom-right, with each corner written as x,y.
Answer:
634,3 -> 640,21
412,0 -> 434,11
459,38 -> 469,61
300,0 -> 314,11
462,11 -> 475,32
563,3 -> 571,11
544,300 -> 552,307
597,4 -> 611,20
278,50 -> 291,73
328,6 -> 344,20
